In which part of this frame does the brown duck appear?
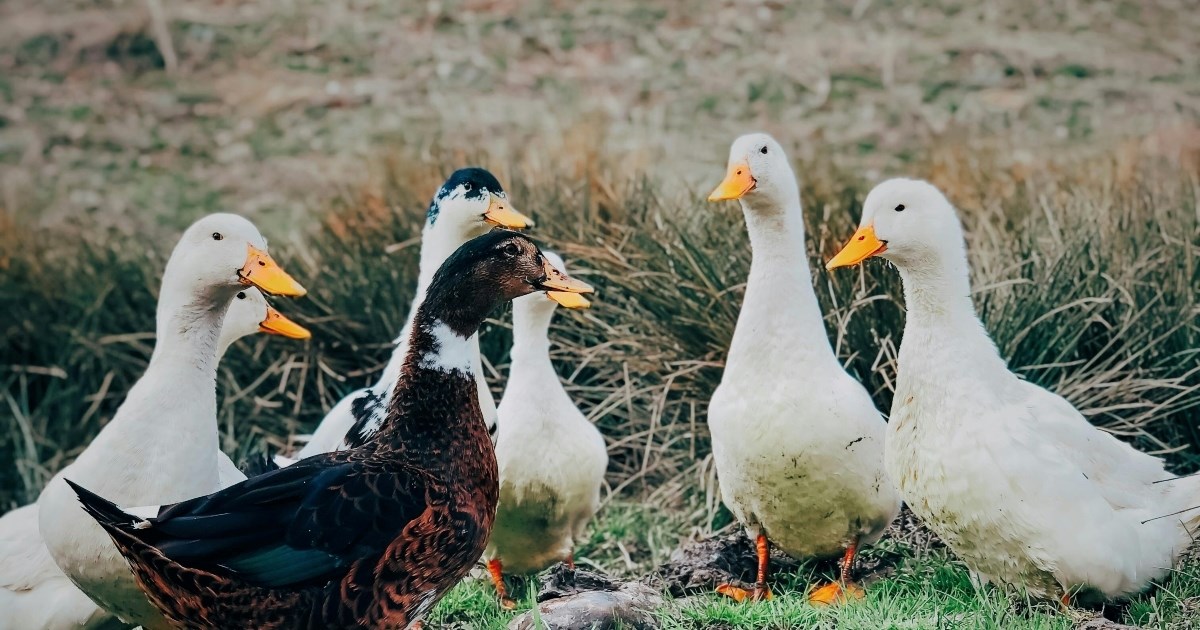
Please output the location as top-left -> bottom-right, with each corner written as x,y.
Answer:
68,230 -> 594,630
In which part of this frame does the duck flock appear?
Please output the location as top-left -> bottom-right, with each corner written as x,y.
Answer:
1,133 -> 1197,629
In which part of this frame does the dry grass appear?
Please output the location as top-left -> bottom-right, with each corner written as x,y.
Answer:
2,125 -> 1197,510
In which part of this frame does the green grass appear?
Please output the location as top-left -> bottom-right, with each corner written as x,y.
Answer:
425,504 -> 1200,629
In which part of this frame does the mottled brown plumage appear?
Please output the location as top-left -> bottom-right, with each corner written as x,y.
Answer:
70,231 -> 594,630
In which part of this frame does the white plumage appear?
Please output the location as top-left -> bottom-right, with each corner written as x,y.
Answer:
486,252 -> 607,588
35,215 -> 304,629
707,134 -> 900,600
830,177 -> 1200,601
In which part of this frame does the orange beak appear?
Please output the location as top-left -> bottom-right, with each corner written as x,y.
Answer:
708,161 -> 756,201
539,257 -> 593,309
826,224 -> 887,270
258,306 -> 311,339
483,194 -> 535,229
238,245 -> 307,297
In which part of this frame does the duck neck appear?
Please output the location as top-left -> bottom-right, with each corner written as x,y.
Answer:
894,249 -> 978,328
414,219 -> 489,310
375,296 -> 494,460
894,247 -> 1008,382
730,191 -> 832,361
509,298 -> 557,380
149,284 -> 233,381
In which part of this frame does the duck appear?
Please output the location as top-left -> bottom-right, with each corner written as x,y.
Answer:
0,287 -> 307,630
825,177 -> 1200,603
66,230 -> 594,630
277,167 -> 533,466
705,133 -> 900,604
0,287 -> 308,630
37,213 -> 307,629
483,250 -> 607,609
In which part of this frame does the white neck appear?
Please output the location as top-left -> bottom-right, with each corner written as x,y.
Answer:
214,326 -> 244,361
149,284 -> 231,379
509,299 -> 556,377
63,280 -> 230,494
416,219 -> 488,304
727,189 -> 835,364
895,254 -> 975,325
894,248 -> 1009,381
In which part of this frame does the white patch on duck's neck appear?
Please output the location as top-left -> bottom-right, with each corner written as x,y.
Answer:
417,320 -> 474,375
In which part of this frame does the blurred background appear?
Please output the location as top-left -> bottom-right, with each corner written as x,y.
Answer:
1,0 -> 1198,592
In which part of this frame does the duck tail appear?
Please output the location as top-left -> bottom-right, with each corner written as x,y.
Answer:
1147,471 -> 1200,536
65,478 -> 147,534
1183,473 -> 1200,535
66,480 -> 202,626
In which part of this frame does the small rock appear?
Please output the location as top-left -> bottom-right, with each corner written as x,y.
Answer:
537,564 -> 621,602
508,565 -> 663,630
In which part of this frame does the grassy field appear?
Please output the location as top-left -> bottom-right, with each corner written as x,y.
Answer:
2,0 -> 1199,628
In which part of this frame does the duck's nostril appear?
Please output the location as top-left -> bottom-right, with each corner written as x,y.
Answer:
258,260 -> 266,266
858,236 -> 864,241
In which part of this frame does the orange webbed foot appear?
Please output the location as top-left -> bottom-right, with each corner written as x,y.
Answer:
808,581 -> 865,606
487,558 -> 518,610
716,583 -> 773,603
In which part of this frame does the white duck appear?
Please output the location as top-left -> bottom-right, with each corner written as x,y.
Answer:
278,167 -> 532,464
483,251 -> 606,609
37,213 -> 307,629
826,177 -> 1200,602
705,133 -> 900,604
0,287 -> 308,630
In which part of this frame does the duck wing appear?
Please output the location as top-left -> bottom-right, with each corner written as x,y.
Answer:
99,454 -> 431,590
1018,381 -> 1168,509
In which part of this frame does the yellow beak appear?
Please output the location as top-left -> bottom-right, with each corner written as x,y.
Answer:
826,224 -> 887,270
238,245 -> 307,297
546,291 -> 591,309
258,306 -> 312,339
539,257 -> 594,309
483,194 -> 535,229
708,161 -> 756,201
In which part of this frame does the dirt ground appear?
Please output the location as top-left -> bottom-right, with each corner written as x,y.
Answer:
2,0 -> 1198,232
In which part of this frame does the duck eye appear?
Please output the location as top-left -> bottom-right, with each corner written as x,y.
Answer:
760,146 -> 768,154
502,242 -> 520,257
463,182 -> 473,192
895,204 -> 905,212
236,292 -> 246,300
212,232 -> 223,241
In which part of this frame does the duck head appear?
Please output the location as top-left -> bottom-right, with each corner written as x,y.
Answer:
165,213 -> 307,299
219,288 -> 312,355
708,133 -> 800,211
825,178 -> 966,272
426,168 -> 533,236
420,231 -> 593,337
